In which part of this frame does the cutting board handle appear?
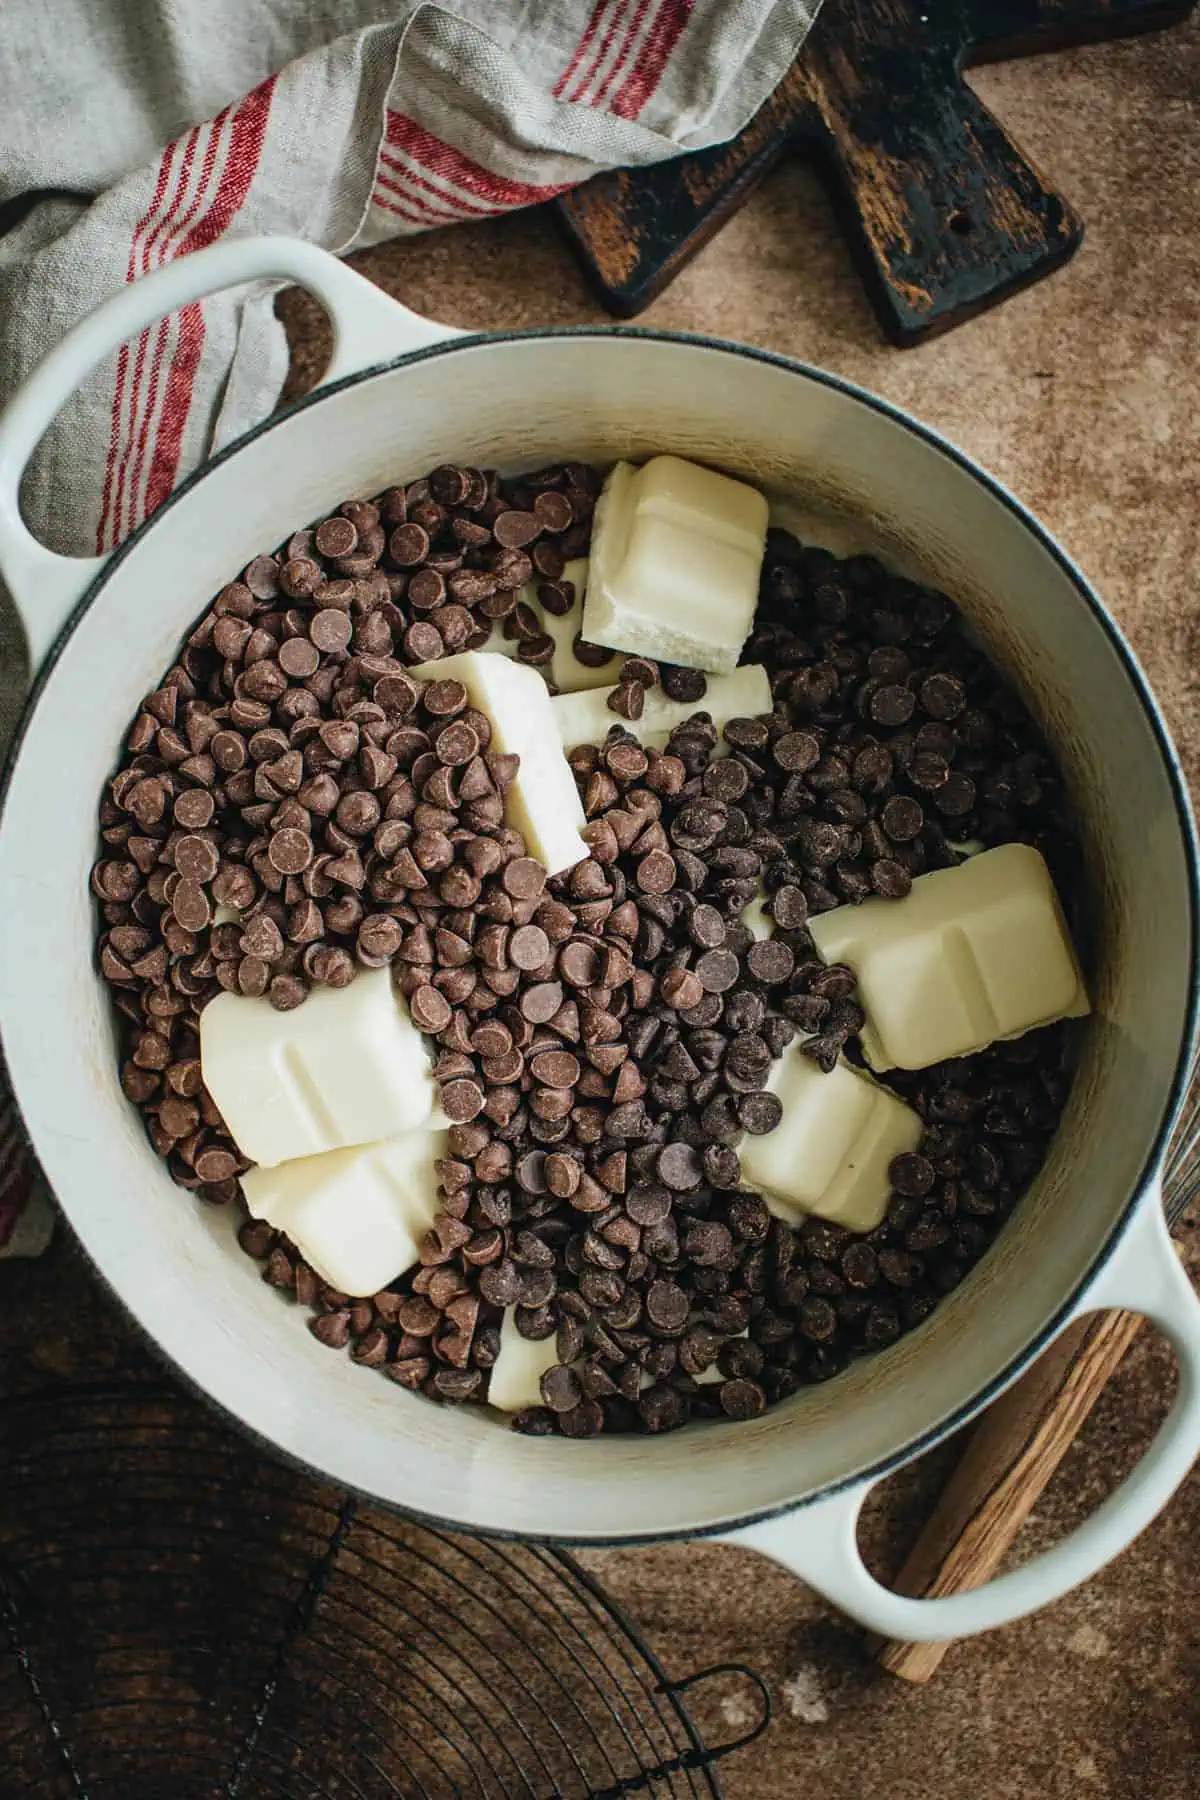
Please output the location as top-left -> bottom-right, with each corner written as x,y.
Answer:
558,0 -> 1200,336
804,34 -> 1081,343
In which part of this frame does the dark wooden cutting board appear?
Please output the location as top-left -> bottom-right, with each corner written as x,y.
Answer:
558,0 -> 1195,343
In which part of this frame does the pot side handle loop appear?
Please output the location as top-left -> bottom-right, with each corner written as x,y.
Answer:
723,1189 -> 1200,1643
0,235 -> 461,670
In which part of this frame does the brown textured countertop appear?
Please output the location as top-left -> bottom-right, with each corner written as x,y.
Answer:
3,14 -> 1199,1798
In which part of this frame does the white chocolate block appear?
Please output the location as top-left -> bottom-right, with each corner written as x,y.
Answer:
546,559 -> 622,691
480,620 -> 521,659
242,1123 -> 444,1297
492,561 -> 620,689
738,1048 -> 923,1234
551,663 -> 772,755
521,558 -> 624,693
411,651 -> 586,876
582,457 -> 769,674
200,966 -> 436,1168
808,842 -> 1089,1072
488,1311 -> 559,1412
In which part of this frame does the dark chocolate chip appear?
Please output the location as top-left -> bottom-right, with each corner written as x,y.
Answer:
736,1092 -> 783,1135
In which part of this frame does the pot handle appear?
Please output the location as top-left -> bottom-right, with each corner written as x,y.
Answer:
724,1189 -> 1200,1642
0,235 -> 461,669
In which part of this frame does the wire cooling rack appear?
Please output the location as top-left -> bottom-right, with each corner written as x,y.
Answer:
0,1381 -> 768,1800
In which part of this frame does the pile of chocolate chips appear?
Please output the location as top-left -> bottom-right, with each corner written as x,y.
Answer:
93,461 -> 1082,1436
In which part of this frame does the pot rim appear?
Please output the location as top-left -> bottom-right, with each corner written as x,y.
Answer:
3,323 -> 1197,1544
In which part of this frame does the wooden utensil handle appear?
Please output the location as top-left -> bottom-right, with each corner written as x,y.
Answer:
877,1309 -> 1143,1683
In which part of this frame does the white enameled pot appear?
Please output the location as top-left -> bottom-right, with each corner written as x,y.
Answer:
1,238 -> 1198,1645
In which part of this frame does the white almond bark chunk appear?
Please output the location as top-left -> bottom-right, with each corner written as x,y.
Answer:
242,1124 -> 444,1297
200,967 -> 435,1168
739,1048 -> 923,1234
480,619 -> 521,659
809,842 -> 1089,1072
411,651 -> 586,876
491,561 -> 615,685
488,1311 -> 559,1412
582,457 -> 769,673
551,663 -> 771,754
526,558 -> 624,692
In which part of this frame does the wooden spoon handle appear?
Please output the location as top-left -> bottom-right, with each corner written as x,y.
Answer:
876,1308 -> 1144,1683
